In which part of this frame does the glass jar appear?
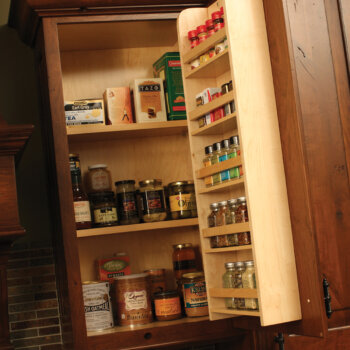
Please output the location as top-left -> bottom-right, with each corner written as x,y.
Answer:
212,11 -> 224,32
188,30 -> 199,49
216,200 -> 232,226
203,145 -> 214,187
235,197 -> 248,223
228,136 -> 240,179
207,202 -> 219,227
219,139 -> 230,182
139,179 -> 167,222
211,142 -> 222,186
86,164 -> 112,193
69,153 -> 81,174
238,231 -> 251,246
205,19 -> 215,37
227,233 -> 239,247
228,198 -> 238,223
182,272 -> 209,317
210,235 -> 228,249
154,290 -> 182,321
234,261 -> 245,309
144,269 -> 166,295
196,25 -> 207,43
168,181 -> 197,220
223,262 -> 236,309
89,191 -> 118,227
242,261 -> 258,310
115,180 -> 140,225
172,243 -> 196,282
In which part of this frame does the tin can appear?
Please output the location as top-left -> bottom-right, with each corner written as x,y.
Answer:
82,281 -> 114,332
113,273 -> 153,326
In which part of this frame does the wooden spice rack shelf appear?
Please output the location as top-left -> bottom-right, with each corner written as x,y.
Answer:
184,49 -> 230,79
211,308 -> 260,317
202,222 -> 250,238
77,218 -> 199,238
195,156 -> 242,179
183,28 -> 227,64
203,244 -> 252,254
67,120 -> 188,142
189,91 -> 235,121
191,113 -> 237,136
198,178 -> 244,194
210,287 -> 258,299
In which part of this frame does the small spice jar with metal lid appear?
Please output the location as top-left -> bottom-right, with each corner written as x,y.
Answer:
196,25 -> 208,43
222,262 -> 236,309
238,231 -> 251,246
205,19 -> 215,37
139,179 -> 167,222
210,235 -> 229,249
115,180 -> 140,225
216,200 -> 232,226
154,290 -> 182,321
89,191 -> 118,227
234,261 -> 246,309
188,30 -> 199,49
212,11 -> 224,31
242,260 -> 258,310
86,164 -> 112,193
182,272 -> 209,317
207,202 -> 219,228
168,181 -> 197,220
235,197 -> 249,223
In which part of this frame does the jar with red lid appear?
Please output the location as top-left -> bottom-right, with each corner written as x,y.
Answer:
188,30 -> 199,49
196,25 -> 208,43
212,11 -> 225,32
205,19 -> 215,37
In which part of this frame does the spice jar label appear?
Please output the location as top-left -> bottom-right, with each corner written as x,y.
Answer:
124,290 -> 148,311
169,193 -> 191,212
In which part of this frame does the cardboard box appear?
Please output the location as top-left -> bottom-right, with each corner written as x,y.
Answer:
153,52 -> 186,120
131,78 -> 167,123
103,87 -> 134,125
96,255 -> 131,282
64,99 -> 105,126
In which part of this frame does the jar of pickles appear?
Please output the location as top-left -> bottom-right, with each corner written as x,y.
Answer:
115,180 -> 140,225
168,181 -> 197,220
235,197 -> 248,223
139,179 -> 167,222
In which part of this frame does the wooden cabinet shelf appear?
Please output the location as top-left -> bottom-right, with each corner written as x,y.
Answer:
210,287 -> 258,299
184,49 -> 230,79
196,156 -> 242,179
211,308 -> 260,317
76,218 -> 199,238
191,113 -> 237,136
183,28 -> 227,64
67,120 -> 188,142
202,223 -> 250,237
198,178 -> 244,194
188,91 -> 235,121
204,244 -> 252,254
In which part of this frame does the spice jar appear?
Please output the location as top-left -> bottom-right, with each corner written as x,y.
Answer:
113,273 -> 153,326
235,197 -> 248,223
205,19 -> 215,37
86,164 -> 112,193
196,25 -> 208,43
242,261 -> 259,310
211,142 -> 222,186
223,262 -> 236,309
219,139 -> 230,182
154,290 -> 182,321
188,30 -> 199,49
234,262 -> 245,309
203,146 -> 214,187
210,235 -> 228,249
228,136 -> 240,179
212,11 -> 224,31
207,202 -> 219,227
89,191 -> 118,227
168,181 -> 197,219
115,180 -> 140,225
227,233 -> 239,247
144,269 -> 166,294
172,243 -> 196,281
182,272 -> 209,317
216,200 -> 232,226
238,231 -> 251,246
139,179 -> 167,222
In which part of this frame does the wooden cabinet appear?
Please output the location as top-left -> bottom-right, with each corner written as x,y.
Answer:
8,0 -> 350,349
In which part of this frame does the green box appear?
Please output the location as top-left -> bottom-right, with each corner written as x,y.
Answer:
153,52 -> 187,120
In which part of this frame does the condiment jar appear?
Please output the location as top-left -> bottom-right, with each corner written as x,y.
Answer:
210,235 -> 228,249
242,261 -> 259,310
238,231 -> 251,246
172,243 -> 196,282
139,179 -> 167,222
86,164 -> 112,193
234,262 -> 245,309
223,262 -> 236,309
212,11 -> 224,31
219,139 -> 230,182
188,30 -> 199,49
196,25 -> 208,43
211,142 -> 222,185
207,202 -> 219,227
205,19 -> 215,37
115,180 -> 140,225
182,272 -> 209,317
144,269 -> 166,295
216,200 -> 232,226
168,181 -> 197,219
203,145 -> 214,187
228,198 -> 238,223
228,136 -> 240,179
154,290 -> 182,321
89,191 -> 118,227
235,197 -> 248,223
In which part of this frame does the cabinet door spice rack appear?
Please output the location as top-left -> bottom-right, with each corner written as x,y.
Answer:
178,0 -> 301,326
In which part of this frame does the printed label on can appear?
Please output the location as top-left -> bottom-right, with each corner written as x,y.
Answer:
183,281 -> 208,308
124,290 -> 148,311
169,193 -> 191,212
155,297 -> 181,316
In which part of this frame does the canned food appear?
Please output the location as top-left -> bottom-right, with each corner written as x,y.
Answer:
82,281 -> 114,332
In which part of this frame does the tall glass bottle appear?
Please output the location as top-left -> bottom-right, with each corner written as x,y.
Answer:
211,142 -> 222,185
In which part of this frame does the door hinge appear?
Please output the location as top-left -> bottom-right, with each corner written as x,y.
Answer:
323,277 -> 333,318
274,333 -> 284,350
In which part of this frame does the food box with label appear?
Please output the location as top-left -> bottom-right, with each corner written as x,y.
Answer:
96,254 -> 131,282
153,52 -> 186,121
64,99 -> 105,126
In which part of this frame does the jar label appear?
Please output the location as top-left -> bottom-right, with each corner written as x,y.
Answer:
124,290 -> 148,311
155,297 -> 181,316
74,201 -> 91,223
183,281 -> 208,308
90,171 -> 110,191
204,176 -> 213,187
117,192 -> 138,216
169,193 -> 191,212
141,190 -> 165,214
173,259 -> 196,271
93,207 -> 118,224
